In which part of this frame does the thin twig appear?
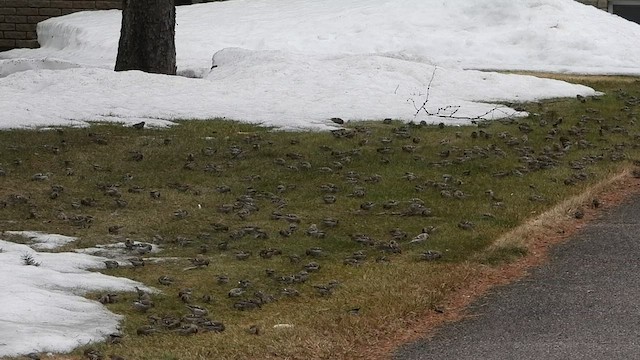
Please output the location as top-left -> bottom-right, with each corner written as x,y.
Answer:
410,67 -> 521,122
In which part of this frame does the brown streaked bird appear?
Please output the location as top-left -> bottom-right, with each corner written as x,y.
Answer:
129,257 -> 144,268
158,275 -> 174,286
235,251 -> 251,261
104,260 -> 119,269
136,325 -> 159,336
189,257 -> 210,268
281,288 -> 300,297
175,324 -> 199,336
106,332 -> 122,344
83,348 -> 103,360
419,250 -> 442,261
186,304 -> 209,317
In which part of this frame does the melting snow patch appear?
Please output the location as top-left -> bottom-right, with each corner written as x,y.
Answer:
0,236 -> 152,357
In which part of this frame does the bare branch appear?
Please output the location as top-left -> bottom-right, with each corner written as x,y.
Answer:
409,67 -> 521,122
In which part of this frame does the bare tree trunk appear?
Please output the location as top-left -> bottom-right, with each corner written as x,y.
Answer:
115,0 -> 177,75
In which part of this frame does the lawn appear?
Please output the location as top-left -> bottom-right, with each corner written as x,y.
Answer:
1,75 -> 639,360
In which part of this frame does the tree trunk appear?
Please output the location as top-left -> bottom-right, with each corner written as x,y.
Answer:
115,0 -> 177,75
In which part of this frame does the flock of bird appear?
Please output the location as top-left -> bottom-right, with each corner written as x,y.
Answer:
4,89 -> 640,359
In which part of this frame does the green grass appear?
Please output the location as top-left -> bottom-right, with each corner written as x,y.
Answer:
2,75 -> 640,360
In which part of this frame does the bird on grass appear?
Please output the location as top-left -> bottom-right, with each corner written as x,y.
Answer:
158,275 -> 173,286
98,293 -> 118,304
248,325 -> 261,335
186,304 -> 209,317
228,287 -> 245,297
132,298 -> 153,313
457,220 -> 474,230
216,275 -> 230,285
305,262 -> 321,272
419,250 -> 442,261
129,257 -> 145,268
175,324 -> 199,336
410,232 -> 430,244
188,257 -> 210,268
281,288 -> 300,297
83,348 -> 103,360
235,251 -> 251,261
306,247 -> 325,258
106,333 -> 122,345
201,320 -> 225,332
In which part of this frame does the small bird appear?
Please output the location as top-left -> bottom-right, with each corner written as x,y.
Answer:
348,307 -> 361,316
106,333 -> 122,344
83,348 -> 103,360
175,323 -> 199,336
313,284 -> 333,297
201,320 -> 226,332
323,194 -> 337,204
281,288 -> 300,297
410,232 -> 430,244
228,287 -> 245,297
186,304 -> 208,317
132,121 -> 145,130
216,275 -> 230,285
178,289 -> 192,304
306,247 -> 325,258
457,220 -> 474,230
305,262 -> 321,272
129,257 -> 145,268
173,209 -> 189,219
234,299 -> 261,311
248,324 -> 261,335
383,200 -> 400,209
158,275 -> 174,286
188,257 -> 210,268
136,325 -> 158,336
132,299 -> 153,312
108,225 -> 124,235
98,293 -> 118,304
235,251 -> 251,261
322,218 -> 339,227
104,260 -> 119,269
419,250 -> 442,261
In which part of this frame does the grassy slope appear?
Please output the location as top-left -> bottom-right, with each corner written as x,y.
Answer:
1,76 -> 639,360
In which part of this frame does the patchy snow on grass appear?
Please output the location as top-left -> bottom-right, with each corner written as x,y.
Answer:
0,237 -> 152,357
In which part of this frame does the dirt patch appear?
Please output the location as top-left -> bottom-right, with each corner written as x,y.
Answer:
366,169 -> 640,360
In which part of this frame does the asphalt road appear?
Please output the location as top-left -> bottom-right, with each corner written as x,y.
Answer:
394,194 -> 640,360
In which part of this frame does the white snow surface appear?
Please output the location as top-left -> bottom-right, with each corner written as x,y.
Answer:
0,235 -> 150,357
1,0 -> 637,130
4,230 -> 77,250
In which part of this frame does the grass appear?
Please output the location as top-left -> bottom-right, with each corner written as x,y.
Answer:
1,75 -> 640,360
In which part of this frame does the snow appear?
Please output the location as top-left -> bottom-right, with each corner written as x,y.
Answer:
0,235 -> 152,357
1,0 -> 638,130
1,0 -> 640,356
3,230 -> 77,250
